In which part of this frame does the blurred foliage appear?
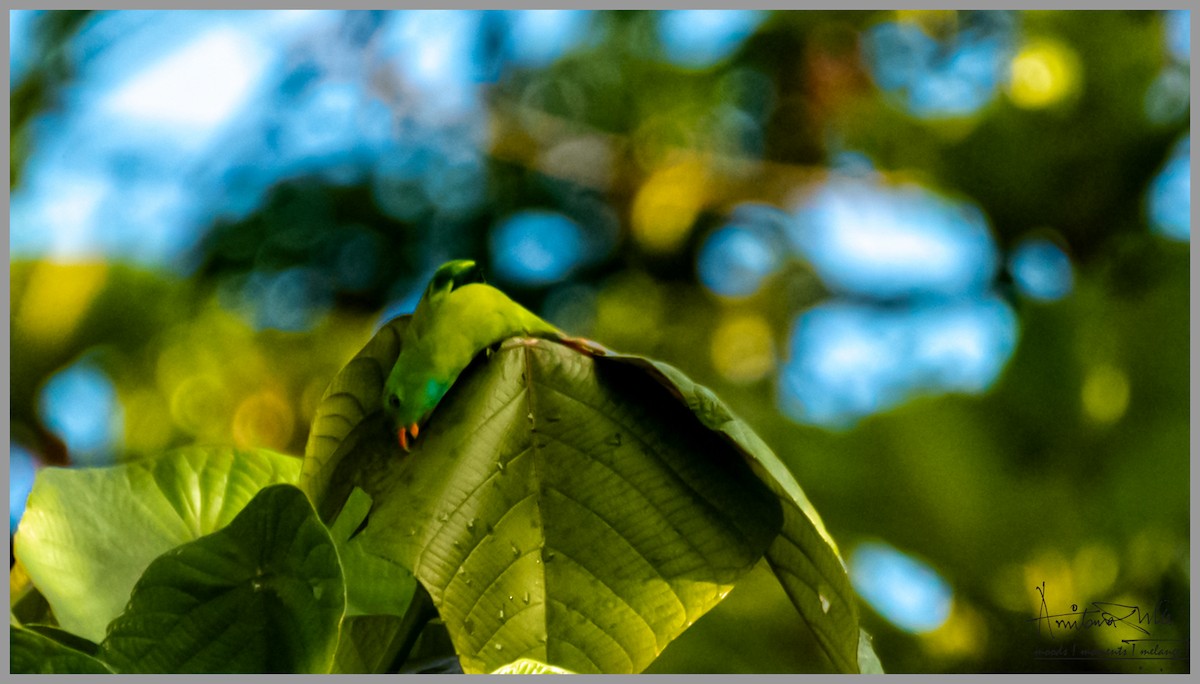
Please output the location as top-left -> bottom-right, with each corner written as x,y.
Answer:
9,9 -> 1189,674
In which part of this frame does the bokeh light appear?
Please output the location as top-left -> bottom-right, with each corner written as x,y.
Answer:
1006,38 -> 1080,109
14,261 -> 109,345
1148,135 -> 1190,242
1081,363 -> 1130,425
38,359 -> 124,465
656,10 -> 765,69
862,11 -> 1015,119
788,177 -> 999,300
632,161 -> 707,254
779,296 -> 1018,427
710,313 -> 776,383
697,224 -> 782,298
232,390 -> 295,450
102,27 -> 271,141
505,10 -> 594,68
10,9 -> 41,87
1008,237 -> 1073,301
490,210 -> 586,286
1164,10 -> 1189,63
850,541 -> 953,634
10,445 -> 40,535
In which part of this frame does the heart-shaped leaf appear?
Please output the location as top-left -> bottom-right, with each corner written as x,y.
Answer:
13,446 -> 302,642
99,484 -> 344,673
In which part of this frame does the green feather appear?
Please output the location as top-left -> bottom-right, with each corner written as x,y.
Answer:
383,261 -> 559,433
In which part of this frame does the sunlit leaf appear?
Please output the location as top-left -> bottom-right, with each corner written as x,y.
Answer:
605,356 -> 874,673
99,484 -> 344,673
10,625 -> 113,674
493,657 -> 576,674
349,336 -> 782,674
857,628 -> 886,674
13,446 -> 302,642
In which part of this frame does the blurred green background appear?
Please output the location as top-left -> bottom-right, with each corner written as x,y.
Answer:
8,10 -> 1190,673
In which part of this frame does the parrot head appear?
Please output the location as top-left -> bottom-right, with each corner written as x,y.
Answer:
383,373 -> 449,451
381,258 -> 566,452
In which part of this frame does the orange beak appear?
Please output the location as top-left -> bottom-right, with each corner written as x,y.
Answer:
397,423 -> 420,452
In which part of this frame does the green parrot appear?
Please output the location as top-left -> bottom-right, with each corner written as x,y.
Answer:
383,260 -> 584,451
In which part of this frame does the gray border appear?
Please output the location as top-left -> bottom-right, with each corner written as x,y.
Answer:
4,5 -> 1194,683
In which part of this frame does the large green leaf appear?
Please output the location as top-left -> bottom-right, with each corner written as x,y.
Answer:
348,337 -> 782,674
604,357 -> 878,673
10,626 -> 113,674
13,446 -> 302,642
303,315 -> 876,673
99,484 -> 344,673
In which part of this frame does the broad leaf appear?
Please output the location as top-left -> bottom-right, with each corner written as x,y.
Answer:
352,338 -> 782,674
493,657 -> 576,674
99,484 -> 344,673
304,315 -> 876,673
10,625 -> 112,674
13,446 -> 302,642
604,357 -> 878,673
